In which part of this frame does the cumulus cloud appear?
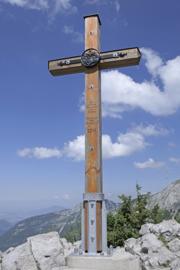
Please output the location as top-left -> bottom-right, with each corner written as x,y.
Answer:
0,0 -> 77,14
63,25 -> 83,43
100,48 -> 180,117
18,124 -> 168,160
18,147 -> 62,159
63,135 -> 85,160
63,130 -> 146,161
131,124 -> 168,137
134,158 -> 165,169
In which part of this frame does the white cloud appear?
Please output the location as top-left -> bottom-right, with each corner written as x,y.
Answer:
63,25 -> 83,43
18,147 -> 62,159
132,124 -> 169,137
141,48 -> 163,77
65,131 -> 146,160
18,124 -> 168,161
63,135 -> 85,161
134,158 -> 165,169
102,132 -> 145,159
169,157 -> 180,164
101,48 -> 180,117
0,0 -> 77,14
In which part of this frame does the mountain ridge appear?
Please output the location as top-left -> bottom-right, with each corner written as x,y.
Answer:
0,200 -> 118,251
1,180 -> 180,252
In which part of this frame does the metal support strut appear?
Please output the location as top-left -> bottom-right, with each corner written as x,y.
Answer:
81,193 -> 107,255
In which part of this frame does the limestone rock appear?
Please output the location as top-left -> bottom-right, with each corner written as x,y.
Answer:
59,237 -> 73,257
158,246 -> 175,266
1,220 -> 180,270
141,233 -> 163,253
125,220 -> 180,270
168,238 -> 180,253
28,232 -> 66,270
140,220 -> 180,242
125,238 -> 141,255
1,232 -> 71,270
2,242 -> 38,270
139,223 -> 153,236
171,258 -> 180,270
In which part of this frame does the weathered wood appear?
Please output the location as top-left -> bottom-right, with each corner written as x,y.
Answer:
96,202 -> 102,252
84,201 -> 88,252
48,47 -> 141,76
84,15 -> 103,253
48,13 -> 141,254
100,47 -> 141,69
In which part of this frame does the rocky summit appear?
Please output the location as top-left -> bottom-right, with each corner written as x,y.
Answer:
125,220 -> 180,270
0,231 -> 81,270
0,220 -> 180,270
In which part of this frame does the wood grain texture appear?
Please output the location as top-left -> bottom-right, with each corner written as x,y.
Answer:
84,202 -> 88,252
96,202 -> 102,252
48,48 -> 141,76
85,16 -> 102,194
85,15 -> 102,253
48,14 -> 141,254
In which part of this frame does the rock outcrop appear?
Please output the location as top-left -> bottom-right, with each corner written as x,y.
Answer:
0,232 -> 80,270
1,220 -> 180,269
125,220 -> 180,270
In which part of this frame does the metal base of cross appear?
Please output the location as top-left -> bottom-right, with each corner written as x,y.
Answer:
81,193 -> 107,255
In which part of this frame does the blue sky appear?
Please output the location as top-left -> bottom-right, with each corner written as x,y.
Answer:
0,0 -> 180,209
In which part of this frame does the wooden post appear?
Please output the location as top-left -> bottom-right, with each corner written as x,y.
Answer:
84,15 -> 103,253
48,13 -> 141,255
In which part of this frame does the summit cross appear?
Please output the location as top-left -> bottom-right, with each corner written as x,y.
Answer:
48,14 -> 141,255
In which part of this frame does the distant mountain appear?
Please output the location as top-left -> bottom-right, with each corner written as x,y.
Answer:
1,180 -> 180,252
0,220 -> 12,236
0,200 -> 118,252
0,205 -> 65,224
148,179 -> 180,214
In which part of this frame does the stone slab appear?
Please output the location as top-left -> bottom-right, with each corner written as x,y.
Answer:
66,252 -> 141,270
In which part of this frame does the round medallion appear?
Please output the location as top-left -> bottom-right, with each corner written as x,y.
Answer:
81,48 -> 100,68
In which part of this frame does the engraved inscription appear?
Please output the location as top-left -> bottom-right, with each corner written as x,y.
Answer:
87,101 -> 97,113
86,117 -> 98,124
87,128 -> 96,134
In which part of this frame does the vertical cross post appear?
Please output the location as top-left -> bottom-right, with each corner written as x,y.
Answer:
81,15 -> 106,255
48,13 -> 141,257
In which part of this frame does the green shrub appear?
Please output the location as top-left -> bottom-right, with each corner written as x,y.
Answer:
107,184 -> 171,247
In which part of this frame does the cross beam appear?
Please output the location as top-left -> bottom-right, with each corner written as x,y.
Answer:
48,47 -> 141,76
48,14 -> 141,255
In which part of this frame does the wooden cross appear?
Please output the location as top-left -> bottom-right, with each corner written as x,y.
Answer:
48,14 -> 141,255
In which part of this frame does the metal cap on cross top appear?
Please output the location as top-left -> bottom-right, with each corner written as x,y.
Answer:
84,14 -> 102,25
48,14 -> 141,255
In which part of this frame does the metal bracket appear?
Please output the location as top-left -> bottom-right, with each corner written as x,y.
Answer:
83,192 -> 104,201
